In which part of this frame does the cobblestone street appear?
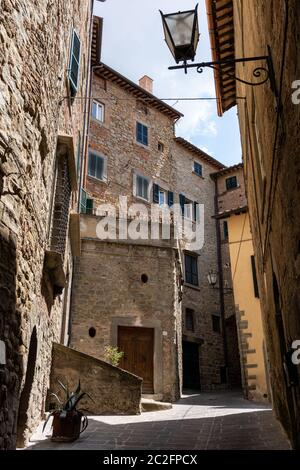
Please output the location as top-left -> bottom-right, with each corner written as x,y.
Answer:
26,392 -> 291,450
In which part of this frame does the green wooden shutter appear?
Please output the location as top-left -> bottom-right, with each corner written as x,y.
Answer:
179,194 -> 185,215
80,188 -> 87,213
168,191 -> 174,207
86,198 -> 94,215
153,184 -> 159,203
69,30 -> 81,95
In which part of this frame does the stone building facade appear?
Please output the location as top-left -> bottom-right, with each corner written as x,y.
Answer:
70,59 -> 241,398
212,164 -> 269,402
0,1 -> 97,449
206,0 -> 300,447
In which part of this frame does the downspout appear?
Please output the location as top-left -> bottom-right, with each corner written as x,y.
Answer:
214,179 -> 229,381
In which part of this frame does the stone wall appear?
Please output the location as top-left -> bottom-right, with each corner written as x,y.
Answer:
71,236 -> 181,402
0,0 -> 93,449
233,0 -> 300,448
47,343 -> 142,415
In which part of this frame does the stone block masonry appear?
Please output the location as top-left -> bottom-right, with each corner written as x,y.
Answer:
0,0 -> 94,448
47,343 -> 142,415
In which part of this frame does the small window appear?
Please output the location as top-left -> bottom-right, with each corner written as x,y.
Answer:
185,308 -> 195,332
89,327 -> 96,338
184,198 -> 193,220
135,174 -> 149,201
212,315 -> 221,333
69,30 -> 81,95
136,122 -> 148,146
158,142 -> 164,152
159,188 -> 167,206
88,151 -> 105,181
223,221 -> 229,240
194,161 -> 203,177
225,176 -> 238,190
92,100 -> 104,122
251,255 -> 259,298
185,254 -> 199,286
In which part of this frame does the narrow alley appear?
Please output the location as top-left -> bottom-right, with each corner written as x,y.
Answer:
26,392 -> 290,451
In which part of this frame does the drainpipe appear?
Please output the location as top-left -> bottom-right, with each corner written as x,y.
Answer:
214,179 -> 229,381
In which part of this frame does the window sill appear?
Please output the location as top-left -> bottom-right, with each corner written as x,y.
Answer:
192,171 -> 204,179
87,175 -> 107,184
134,140 -> 150,151
184,282 -> 200,291
225,185 -> 240,193
91,117 -> 104,125
133,195 -> 151,204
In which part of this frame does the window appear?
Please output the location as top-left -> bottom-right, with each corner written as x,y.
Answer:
88,151 -> 106,181
194,161 -> 203,177
185,254 -> 199,286
158,142 -> 164,152
180,195 -> 198,222
136,122 -> 148,146
225,176 -> 238,190
159,188 -> 166,206
223,221 -> 229,240
185,308 -> 195,332
92,100 -> 104,122
135,174 -> 150,201
69,30 -> 81,95
153,184 -> 174,207
212,315 -> 221,333
184,198 -> 193,220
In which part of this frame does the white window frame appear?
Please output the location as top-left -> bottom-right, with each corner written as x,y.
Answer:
133,172 -> 151,202
88,149 -> 107,182
92,100 -> 104,123
159,188 -> 167,206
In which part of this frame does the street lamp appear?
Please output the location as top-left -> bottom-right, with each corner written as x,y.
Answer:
207,270 -> 218,288
160,4 -> 277,93
159,5 -> 199,64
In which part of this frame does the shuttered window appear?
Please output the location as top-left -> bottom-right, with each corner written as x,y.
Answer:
69,30 -> 81,95
88,151 -> 105,181
136,122 -> 148,146
136,174 -> 149,200
185,254 -> 199,286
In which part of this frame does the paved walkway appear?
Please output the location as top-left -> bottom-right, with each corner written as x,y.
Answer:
26,391 -> 290,450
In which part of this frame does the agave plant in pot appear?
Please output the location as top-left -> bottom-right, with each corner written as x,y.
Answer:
44,380 -> 93,442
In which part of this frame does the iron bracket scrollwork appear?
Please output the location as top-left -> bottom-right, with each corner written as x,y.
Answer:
168,46 -> 278,97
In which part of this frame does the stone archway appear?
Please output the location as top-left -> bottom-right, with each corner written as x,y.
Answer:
16,326 -> 37,448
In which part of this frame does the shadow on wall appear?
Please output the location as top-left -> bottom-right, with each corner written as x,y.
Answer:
0,225 -> 21,449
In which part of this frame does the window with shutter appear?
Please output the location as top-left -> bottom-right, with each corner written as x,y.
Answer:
136,122 -> 148,146
69,30 -> 81,95
136,174 -> 149,200
88,151 -> 106,181
179,194 -> 185,215
185,254 -> 199,286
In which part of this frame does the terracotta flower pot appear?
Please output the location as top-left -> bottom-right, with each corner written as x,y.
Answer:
51,410 -> 88,442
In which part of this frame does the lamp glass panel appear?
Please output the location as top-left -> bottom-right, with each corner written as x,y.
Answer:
165,11 -> 195,47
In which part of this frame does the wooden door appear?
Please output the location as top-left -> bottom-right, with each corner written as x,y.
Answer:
118,326 -> 154,393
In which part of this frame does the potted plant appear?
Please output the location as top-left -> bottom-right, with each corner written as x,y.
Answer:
43,380 -> 93,442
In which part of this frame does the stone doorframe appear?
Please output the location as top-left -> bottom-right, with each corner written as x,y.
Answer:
111,317 -> 163,396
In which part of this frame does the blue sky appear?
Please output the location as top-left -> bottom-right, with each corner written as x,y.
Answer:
94,0 -> 242,166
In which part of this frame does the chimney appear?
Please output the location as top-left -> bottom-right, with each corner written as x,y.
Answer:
139,75 -> 153,94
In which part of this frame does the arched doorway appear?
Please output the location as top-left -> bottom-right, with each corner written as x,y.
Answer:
16,327 -> 37,448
